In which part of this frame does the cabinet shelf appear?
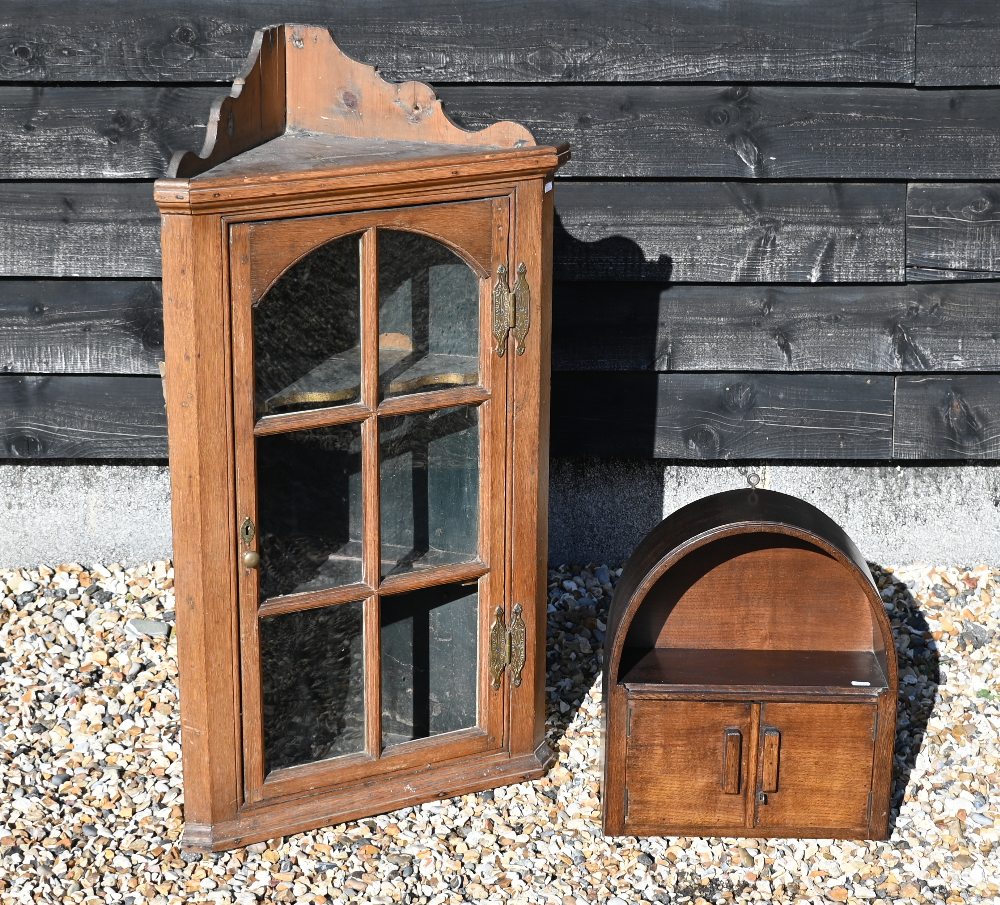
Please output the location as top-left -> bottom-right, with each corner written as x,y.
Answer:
264,343 -> 477,414
261,543 -> 483,604
622,648 -> 888,697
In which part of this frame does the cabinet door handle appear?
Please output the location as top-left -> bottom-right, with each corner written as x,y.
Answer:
761,727 -> 781,794
721,728 -> 742,794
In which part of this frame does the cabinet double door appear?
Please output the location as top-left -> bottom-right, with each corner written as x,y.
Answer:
229,197 -> 515,805
624,697 -> 878,837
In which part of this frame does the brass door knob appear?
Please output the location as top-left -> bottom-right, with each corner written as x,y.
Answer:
243,551 -> 260,569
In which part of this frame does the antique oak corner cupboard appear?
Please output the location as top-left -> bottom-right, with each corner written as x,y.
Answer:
153,24 -> 569,850
602,489 -> 898,840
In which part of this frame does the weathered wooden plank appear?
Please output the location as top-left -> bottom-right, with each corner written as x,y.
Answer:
550,372 -> 894,459
11,85 -> 1000,180
907,184 -> 1000,281
555,182 -> 904,283
916,1 -> 1000,87
0,184 -> 160,278
0,375 -> 167,458
445,85 -> 1000,180
0,0 -> 915,84
9,85 -> 1000,181
8,278 -> 998,380
552,282 -> 1000,373
0,86 -> 216,179
894,375 -> 1000,459
0,181 -> 902,282
0,280 -> 162,374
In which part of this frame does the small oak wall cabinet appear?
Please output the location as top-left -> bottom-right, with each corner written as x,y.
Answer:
602,489 -> 897,839
154,24 -> 568,850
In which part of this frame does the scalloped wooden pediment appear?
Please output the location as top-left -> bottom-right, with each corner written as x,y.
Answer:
167,24 -> 536,179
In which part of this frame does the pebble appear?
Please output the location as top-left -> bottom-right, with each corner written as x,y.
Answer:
125,617 -> 172,640
0,560 -> 998,904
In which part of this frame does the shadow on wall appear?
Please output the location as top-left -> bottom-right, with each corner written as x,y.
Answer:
548,211 -> 670,567
873,565 -> 941,835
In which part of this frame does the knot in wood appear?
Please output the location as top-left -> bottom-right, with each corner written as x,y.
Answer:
685,424 -> 720,456
171,24 -> 198,46
964,195 -> 995,219
707,105 -> 732,128
945,390 -> 982,446
722,382 -> 756,414
8,433 -> 44,458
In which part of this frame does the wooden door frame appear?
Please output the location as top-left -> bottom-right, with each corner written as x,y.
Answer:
228,196 -> 513,807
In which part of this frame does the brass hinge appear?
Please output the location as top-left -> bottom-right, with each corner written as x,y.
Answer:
489,603 -> 526,688
866,791 -> 873,824
624,787 -> 630,819
872,711 -> 879,740
492,262 -> 530,357
626,704 -> 633,737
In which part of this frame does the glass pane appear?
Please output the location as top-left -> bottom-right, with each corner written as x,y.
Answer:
377,230 -> 479,399
261,601 -> 365,773
253,233 -> 361,417
379,405 -> 479,578
257,424 -> 363,600
381,583 -> 478,747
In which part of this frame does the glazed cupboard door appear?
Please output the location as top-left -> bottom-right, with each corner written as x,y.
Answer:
228,198 -> 512,806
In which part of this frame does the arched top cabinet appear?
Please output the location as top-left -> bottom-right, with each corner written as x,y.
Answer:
602,489 -> 897,841
155,24 -> 568,851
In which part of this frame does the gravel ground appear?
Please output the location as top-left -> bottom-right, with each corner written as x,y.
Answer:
1,559 -> 998,905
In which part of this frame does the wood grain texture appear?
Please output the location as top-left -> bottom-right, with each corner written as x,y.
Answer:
555,182 -> 904,283
552,282 -> 1000,372
0,280 -> 162,374
443,85 -> 1000,180
893,375 -> 1000,459
755,702 -> 875,833
0,0 -> 915,84
0,86 -> 215,179
6,277 -> 1000,380
11,85 -> 1000,180
624,649 -> 888,696
168,25 -> 285,178
281,26 -> 532,149
0,181 -> 903,283
157,213 -> 240,834
0,375 -> 166,458
0,183 -> 159,278
916,1 -> 1000,87
907,184 -> 1000,281
550,372 -> 894,459
624,699 -> 752,831
626,539 -> 876,652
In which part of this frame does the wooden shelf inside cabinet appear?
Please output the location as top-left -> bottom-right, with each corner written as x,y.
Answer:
622,648 -> 889,698
155,23 -> 568,851
602,489 -> 898,841
262,344 -> 478,414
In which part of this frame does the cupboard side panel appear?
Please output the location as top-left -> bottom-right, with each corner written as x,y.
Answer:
869,690 -> 897,839
160,213 -> 241,837
508,177 -> 552,758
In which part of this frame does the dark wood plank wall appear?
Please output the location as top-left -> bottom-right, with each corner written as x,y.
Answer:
0,1 -> 998,461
